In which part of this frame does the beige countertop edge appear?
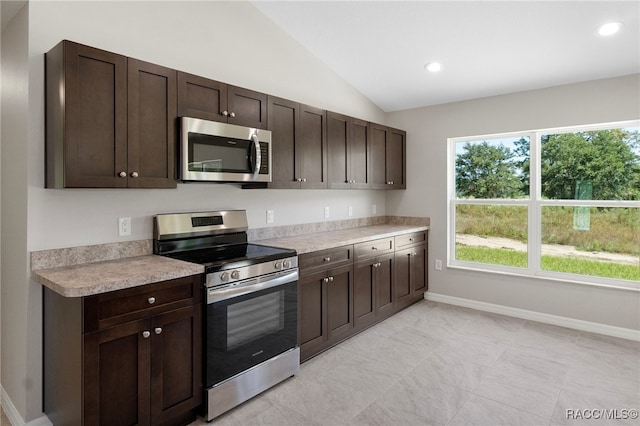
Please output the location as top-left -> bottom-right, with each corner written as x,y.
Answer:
256,225 -> 430,254
32,255 -> 204,298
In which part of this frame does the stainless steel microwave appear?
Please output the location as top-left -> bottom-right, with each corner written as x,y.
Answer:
180,117 -> 272,183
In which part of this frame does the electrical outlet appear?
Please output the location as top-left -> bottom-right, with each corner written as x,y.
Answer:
119,217 -> 131,236
266,210 -> 274,224
348,205 -> 353,217
435,259 -> 443,271
324,206 -> 330,219
372,204 -> 377,214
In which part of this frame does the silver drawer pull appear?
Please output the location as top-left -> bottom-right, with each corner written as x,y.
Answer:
323,277 -> 329,283
328,276 -> 334,282
154,327 -> 163,335
371,247 -> 378,250
148,297 -> 156,305
142,331 -> 150,339
324,257 -> 331,262
409,237 -> 414,241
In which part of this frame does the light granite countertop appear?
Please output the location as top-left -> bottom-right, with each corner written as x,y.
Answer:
32,255 -> 204,298
255,224 -> 429,254
32,222 -> 428,298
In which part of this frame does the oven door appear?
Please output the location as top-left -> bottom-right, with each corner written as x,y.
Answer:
205,269 -> 297,388
181,117 -> 271,182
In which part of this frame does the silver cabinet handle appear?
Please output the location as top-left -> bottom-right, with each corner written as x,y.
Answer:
302,178 -> 307,182
328,276 -> 334,282
222,110 -> 229,117
142,331 -> 150,339
409,237 -> 414,242
323,277 -> 329,283
148,297 -> 156,305
323,257 -> 331,262
413,252 -> 418,257
131,171 -> 139,178
119,171 -> 126,178
371,246 -> 378,250
230,112 -> 236,118
154,327 -> 162,335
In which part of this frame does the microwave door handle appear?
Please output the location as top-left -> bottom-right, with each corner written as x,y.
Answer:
251,133 -> 261,178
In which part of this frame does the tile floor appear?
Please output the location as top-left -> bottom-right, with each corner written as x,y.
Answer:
192,300 -> 639,426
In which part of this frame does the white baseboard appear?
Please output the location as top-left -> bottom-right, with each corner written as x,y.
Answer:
425,292 -> 640,342
1,386 -> 52,426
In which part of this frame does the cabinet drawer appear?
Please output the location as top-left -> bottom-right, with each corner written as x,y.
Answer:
354,237 -> 394,261
395,231 -> 427,248
299,245 -> 353,273
83,275 -> 202,332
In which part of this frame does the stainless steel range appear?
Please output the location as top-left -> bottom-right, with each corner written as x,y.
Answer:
153,210 -> 299,421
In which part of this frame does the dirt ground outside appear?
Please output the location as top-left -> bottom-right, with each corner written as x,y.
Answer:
456,234 -> 640,266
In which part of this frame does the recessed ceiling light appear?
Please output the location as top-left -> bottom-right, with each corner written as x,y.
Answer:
598,22 -> 623,36
424,62 -> 442,73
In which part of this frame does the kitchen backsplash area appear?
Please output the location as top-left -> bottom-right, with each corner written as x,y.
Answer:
30,216 -> 429,270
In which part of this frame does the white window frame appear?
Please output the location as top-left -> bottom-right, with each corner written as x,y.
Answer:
448,120 -> 640,292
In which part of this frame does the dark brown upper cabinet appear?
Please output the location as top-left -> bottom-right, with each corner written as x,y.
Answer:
369,123 -> 406,190
267,96 -> 327,189
45,40 -> 177,189
327,112 -> 371,189
387,127 -> 407,189
177,71 -> 267,129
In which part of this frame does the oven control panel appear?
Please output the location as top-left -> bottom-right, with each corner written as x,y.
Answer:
208,256 -> 298,287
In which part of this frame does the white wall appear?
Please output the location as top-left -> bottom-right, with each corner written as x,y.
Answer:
1,2 -> 34,421
387,74 -> 640,331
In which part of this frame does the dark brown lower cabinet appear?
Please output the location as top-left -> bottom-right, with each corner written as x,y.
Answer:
45,275 -> 202,426
298,262 -> 354,362
395,242 -> 428,311
354,253 -> 394,331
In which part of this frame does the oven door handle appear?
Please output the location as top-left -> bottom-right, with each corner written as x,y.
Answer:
251,133 -> 261,179
208,269 -> 297,304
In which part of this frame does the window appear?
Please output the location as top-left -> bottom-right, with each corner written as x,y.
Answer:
449,121 -> 640,290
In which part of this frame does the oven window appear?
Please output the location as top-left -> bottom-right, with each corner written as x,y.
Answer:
206,279 -> 297,388
189,132 -> 250,173
227,291 -> 284,350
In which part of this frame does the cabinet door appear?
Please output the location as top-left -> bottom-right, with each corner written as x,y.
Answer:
369,123 -> 388,189
349,118 -> 370,189
394,247 -> 414,310
127,58 -> 177,188
268,96 -> 300,188
354,259 -> 376,329
327,112 -> 351,189
227,85 -> 267,129
298,104 -> 328,189
150,305 -> 202,425
387,128 -> 406,189
299,269 -> 327,360
48,41 -> 128,188
326,264 -> 354,343
375,254 -> 395,319
177,71 -> 228,122
83,319 -> 151,426
411,243 -> 428,296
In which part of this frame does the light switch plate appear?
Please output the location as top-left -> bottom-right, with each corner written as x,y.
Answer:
266,210 -> 274,224
348,206 -> 353,217
324,206 -> 330,219
435,259 -> 443,271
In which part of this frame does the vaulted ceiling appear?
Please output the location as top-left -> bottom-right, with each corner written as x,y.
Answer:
252,1 -> 640,112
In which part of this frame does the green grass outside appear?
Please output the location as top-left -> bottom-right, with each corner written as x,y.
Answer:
456,245 -> 639,281
456,205 -> 639,255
